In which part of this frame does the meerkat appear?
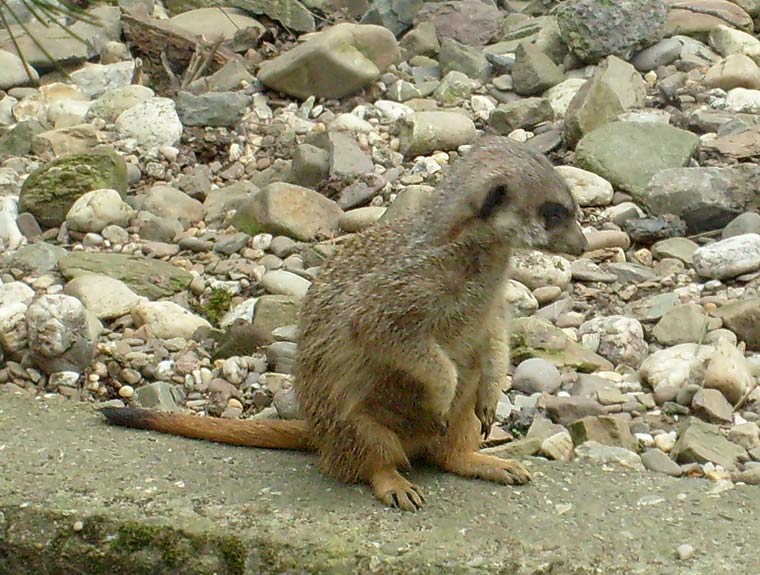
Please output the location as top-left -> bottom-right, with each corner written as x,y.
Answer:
101,135 -> 588,511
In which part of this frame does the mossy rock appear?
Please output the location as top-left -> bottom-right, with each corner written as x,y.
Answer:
19,148 -> 128,229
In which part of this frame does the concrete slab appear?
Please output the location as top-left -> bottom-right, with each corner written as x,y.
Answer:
1,393 -> 758,574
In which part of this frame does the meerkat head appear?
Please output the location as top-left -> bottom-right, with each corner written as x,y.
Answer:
432,136 -> 588,256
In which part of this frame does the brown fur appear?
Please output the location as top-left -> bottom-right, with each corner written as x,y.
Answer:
102,136 -> 587,511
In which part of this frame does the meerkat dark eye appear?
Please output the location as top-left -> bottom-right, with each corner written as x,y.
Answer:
478,184 -> 510,219
539,202 -> 570,228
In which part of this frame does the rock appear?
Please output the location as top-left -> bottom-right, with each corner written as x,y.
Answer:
703,53 -> 760,90
512,358 -> 561,394
503,279 -> 539,318
692,388 -> 734,423
512,43 -> 565,97
510,250 -> 571,290
339,206 -> 386,232
7,243 -> 67,273
651,237 -> 698,263
544,78 -> 586,119
203,181 -> 260,226
0,196 -> 24,251
575,121 -> 700,196
58,252 -> 192,300
63,275 -> 141,321
251,295 -> 299,345
168,6 -> 266,41
134,381 -> 181,411
569,415 -> 638,451
381,184 -> 434,221
0,281 -> 34,308
87,85 -> 155,122
488,98 -> 554,135
233,182 -> 342,241
713,299 -> 760,351
30,124 -> 99,158
563,56 -> 647,148
132,300 -> 211,340
511,317 -> 613,373
723,212 -> 760,238
672,417 -> 746,470
703,332 -> 755,405
18,149 -> 127,229
665,0 -> 753,38
575,441 -> 644,470
413,0 -> 502,46
321,132 -> 374,178
177,91 -> 250,128
709,24 -> 760,57
292,144 -> 330,188
728,422 -> 760,450
578,315 -> 648,368
540,430 -> 574,461
258,23 -> 397,100
400,21 -> 439,58
139,184 -> 204,228
26,294 -> 97,374
65,188 -> 134,233
570,259 -> 618,283
555,166 -> 613,207
69,61 -> 134,99
631,37 -> 684,71
397,111 -> 477,157
652,304 -> 710,346
639,165 -> 760,234
692,234 -> 760,279
261,270 -> 311,299
556,0 -> 667,63
115,98 -> 183,154
0,49 -> 39,89
639,343 -> 711,393
438,38 -> 491,81
273,385 -> 301,419
0,301 -> 27,354
641,448 -> 683,476
725,87 -> 760,113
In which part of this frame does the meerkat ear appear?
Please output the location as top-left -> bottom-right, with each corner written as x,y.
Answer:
478,184 -> 510,219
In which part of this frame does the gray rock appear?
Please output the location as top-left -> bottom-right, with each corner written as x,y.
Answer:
177,91 -> 250,128
251,295 -> 300,345
578,315 -> 648,368
203,181 -> 260,225
381,184 -> 434,221
672,417 -> 746,470
361,0 -> 423,37
575,441 -> 644,470
569,415 -> 638,452
26,294 -> 98,375
399,21 -> 439,58
652,304 -> 710,346
438,38 -> 491,81
136,212 -> 183,243
69,61 -> 134,99
7,243 -> 67,272
258,23 -> 397,100
432,71 -> 479,105
168,7 -> 265,41
0,49 -> 38,89
134,381 -> 182,411
723,211 -> 760,238
233,182 -> 342,241
139,185 -> 203,228
273,385 -> 301,419
512,358 -> 561,394
564,55 -> 647,148
714,298 -> 760,350
489,98 -> 554,135
651,237 -> 698,263
631,37 -> 683,71
58,252 -> 192,300
65,188 -> 135,233
18,149 -> 128,229
115,98 -> 183,154
691,388 -> 733,424
261,270 -> 311,299
575,121 -> 700,196
322,132 -> 374,178
213,233 -> 249,255
398,111 -> 477,157
692,233 -> 760,279
132,300 -> 211,340
556,0 -> 668,64
87,85 -> 155,123
184,59 -> 256,95
641,448 -> 683,476
63,275 -> 141,320
512,43 -> 565,97
640,165 -> 760,234
292,144 -> 330,188
413,0 -> 503,46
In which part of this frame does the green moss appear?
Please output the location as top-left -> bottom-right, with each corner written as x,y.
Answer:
201,286 -> 234,326
218,535 -> 247,575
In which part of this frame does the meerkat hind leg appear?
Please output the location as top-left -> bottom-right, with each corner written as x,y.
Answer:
431,410 -> 532,486
369,467 -> 425,511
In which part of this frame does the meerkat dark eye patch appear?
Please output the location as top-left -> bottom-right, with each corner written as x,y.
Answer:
539,202 -> 570,228
478,184 -> 510,219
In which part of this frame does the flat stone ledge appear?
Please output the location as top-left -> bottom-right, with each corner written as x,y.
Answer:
1,394 -> 758,574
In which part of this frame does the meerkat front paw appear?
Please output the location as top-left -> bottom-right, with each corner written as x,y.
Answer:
475,402 -> 496,438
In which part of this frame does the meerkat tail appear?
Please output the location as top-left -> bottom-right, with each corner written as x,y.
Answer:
100,407 -> 314,450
